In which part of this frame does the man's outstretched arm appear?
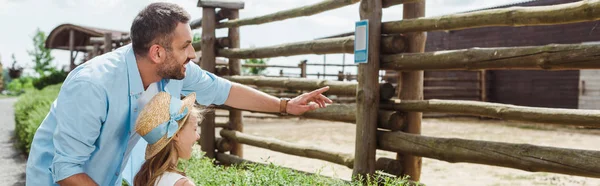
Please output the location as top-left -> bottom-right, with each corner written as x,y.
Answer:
224,83 -> 332,115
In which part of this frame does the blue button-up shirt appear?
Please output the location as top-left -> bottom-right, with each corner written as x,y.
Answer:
25,44 -> 232,186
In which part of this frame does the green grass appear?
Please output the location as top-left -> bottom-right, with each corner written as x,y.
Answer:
178,148 -> 416,186
0,94 -> 16,99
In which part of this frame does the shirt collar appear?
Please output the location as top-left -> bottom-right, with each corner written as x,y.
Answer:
125,45 -> 144,97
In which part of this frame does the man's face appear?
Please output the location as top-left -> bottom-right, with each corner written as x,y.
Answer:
157,22 -> 196,80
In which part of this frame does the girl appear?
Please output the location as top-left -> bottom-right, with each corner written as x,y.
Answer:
133,92 -> 201,186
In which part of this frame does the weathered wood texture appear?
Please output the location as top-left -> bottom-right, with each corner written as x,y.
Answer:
197,0 -> 244,9
227,9 -> 243,158
216,35 -> 405,59
217,0 -> 360,28
192,37 -> 231,51
353,0 -> 382,179
381,0 -> 600,34
398,0 -> 426,181
380,99 -> 600,127
214,104 -> 404,130
190,9 -> 232,29
381,43 -> 600,71
223,76 -> 395,99
199,7 -> 217,159
220,129 -> 355,168
377,131 -> 600,178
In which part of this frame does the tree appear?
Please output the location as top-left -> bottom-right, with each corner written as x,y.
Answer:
243,58 -> 268,75
27,28 -> 55,77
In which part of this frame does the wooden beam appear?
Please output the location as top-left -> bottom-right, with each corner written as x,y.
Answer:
216,0 -> 360,28
382,0 -> 600,34
215,104 -> 404,130
197,0 -> 244,9
353,0 -> 382,180
377,131 -> 600,178
216,35 -> 406,59
381,43 -> 600,71
200,7 -> 217,159
222,76 -> 396,100
192,37 -> 231,51
398,0 -> 426,181
220,129 -> 355,168
103,33 -> 112,53
380,99 -> 600,128
227,9 -> 243,158
90,36 -> 130,45
190,9 -> 232,29
69,29 -> 75,70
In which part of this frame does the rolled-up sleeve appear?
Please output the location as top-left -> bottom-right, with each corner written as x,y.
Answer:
182,62 -> 232,105
49,80 -> 107,182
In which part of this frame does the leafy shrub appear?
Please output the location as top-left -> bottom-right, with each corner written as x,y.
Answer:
6,77 -> 35,95
33,70 -> 68,90
14,83 -> 61,154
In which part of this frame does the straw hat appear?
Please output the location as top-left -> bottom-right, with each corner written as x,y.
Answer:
135,92 -> 196,160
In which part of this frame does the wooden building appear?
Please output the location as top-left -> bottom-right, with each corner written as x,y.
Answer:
389,0 -> 600,109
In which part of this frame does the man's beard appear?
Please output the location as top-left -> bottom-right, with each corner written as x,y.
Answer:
158,52 -> 187,80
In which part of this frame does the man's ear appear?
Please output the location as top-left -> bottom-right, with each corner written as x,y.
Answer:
147,44 -> 165,64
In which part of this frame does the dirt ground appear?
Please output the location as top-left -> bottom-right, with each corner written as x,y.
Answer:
215,110 -> 600,186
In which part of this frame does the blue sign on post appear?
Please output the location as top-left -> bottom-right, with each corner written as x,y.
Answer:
354,20 -> 369,64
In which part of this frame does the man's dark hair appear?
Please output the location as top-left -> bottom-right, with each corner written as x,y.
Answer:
130,2 -> 191,56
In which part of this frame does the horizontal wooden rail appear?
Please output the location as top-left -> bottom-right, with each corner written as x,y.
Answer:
190,9 -> 231,29
216,0 -> 360,29
223,76 -> 396,99
220,129 -> 355,168
381,0 -> 600,34
224,75 -> 355,95
306,63 -> 357,67
192,37 -> 231,51
215,64 -> 300,69
217,35 -> 405,59
215,104 -> 404,130
382,0 -> 421,8
381,43 -> 600,71
380,99 -> 600,127
377,131 -> 600,178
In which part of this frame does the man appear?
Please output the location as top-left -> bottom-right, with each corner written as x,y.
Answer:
25,2 -> 331,186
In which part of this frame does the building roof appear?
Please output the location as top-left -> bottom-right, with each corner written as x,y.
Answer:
45,23 -> 129,52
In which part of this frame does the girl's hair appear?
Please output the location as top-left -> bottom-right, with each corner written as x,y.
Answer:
133,107 -> 200,186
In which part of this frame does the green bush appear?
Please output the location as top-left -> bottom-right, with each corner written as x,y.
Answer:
6,77 -> 35,95
14,83 -> 61,154
177,149 -> 414,186
33,70 -> 68,90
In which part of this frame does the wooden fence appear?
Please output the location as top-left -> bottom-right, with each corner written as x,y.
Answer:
192,0 -> 600,183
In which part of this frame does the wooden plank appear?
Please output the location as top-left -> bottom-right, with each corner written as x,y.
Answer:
377,130 -> 600,178
200,7 -> 217,159
190,9 -> 232,29
197,0 -> 244,9
381,0 -> 600,34
381,43 -> 600,71
398,0 -> 425,181
217,0 -> 360,28
220,129 -> 355,168
353,0 -> 382,180
380,99 -> 600,128
227,9 -> 243,158
103,33 -> 112,53
216,35 -> 406,59
69,29 -> 75,70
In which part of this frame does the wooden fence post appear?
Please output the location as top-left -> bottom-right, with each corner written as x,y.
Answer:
199,4 -> 217,159
353,0 -> 382,181
299,60 -> 307,78
227,8 -> 244,158
69,29 -> 75,70
197,0 -> 245,160
398,0 -> 426,181
103,33 -> 112,53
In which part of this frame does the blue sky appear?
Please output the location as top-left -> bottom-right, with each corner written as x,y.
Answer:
0,0 -> 527,78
